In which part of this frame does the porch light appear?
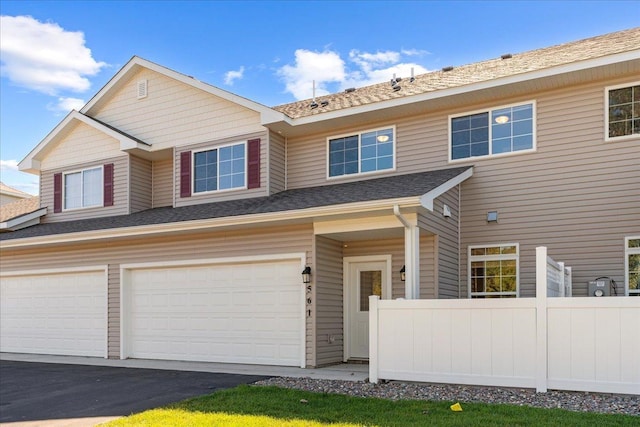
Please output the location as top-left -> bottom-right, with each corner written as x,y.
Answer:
302,266 -> 312,284
400,265 -> 406,282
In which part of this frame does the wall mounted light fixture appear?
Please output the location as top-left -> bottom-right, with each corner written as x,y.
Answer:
487,211 -> 498,222
400,265 -> 406,282
302,266 -> 312,284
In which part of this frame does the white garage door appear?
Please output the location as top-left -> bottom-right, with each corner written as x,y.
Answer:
0,269 -> 107,357
126,259 -> 303,366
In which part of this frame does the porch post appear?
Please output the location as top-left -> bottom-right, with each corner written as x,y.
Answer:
404,225 -> 420,299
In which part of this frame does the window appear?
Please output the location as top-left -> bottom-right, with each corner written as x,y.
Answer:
469,244 -> 519,298
626,236 -> 640,296
450,102 -> 535,161
193,143 -> 246,193
63,166 -> 103,210
328,127 -> 394,178
606,83 -> 640,140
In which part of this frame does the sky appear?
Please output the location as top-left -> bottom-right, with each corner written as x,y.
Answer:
1,1 -> 639,195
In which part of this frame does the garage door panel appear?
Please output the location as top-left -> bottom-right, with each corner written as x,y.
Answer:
128,260 -> 302,366
0,270 -> 106,357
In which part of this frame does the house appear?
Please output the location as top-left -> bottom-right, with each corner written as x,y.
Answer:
0,182 -> 33,205
0,196 -> 43,232
1,28 -> 638,370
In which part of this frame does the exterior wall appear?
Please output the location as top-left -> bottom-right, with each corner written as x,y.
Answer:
173,131 -> 269,207
269,131 -> 286,194
92,68 -> 264,150
39,121 -> 122,171
314,235 -> 343,366
1,224 -> 314,363
40,155 -> 129,223
129,156 -> 152,213
152,158 -> 173,208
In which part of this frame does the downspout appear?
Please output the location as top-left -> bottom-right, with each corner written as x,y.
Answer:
393,205 -> 419,299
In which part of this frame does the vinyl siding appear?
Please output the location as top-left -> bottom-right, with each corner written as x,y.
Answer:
314,235 -> 343,366
174,132 -> 269,207
39,121 -> 122,171
1,224 -> 314,360
269,131 -> 286,194
107,264 -> 120,359
40,155 -> 129,223
129,156 -> 152,213
92,68 -> 265,150
152,159 -> 173,208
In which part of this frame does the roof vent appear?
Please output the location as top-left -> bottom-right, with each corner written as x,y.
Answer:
393,85 -> 402,92
345,87 -> 356,93
320,100 -> 329,107
501,53 -> 513,60
310,102 -> 319,109
137,79 -> 148,99
442,66 -> 454,72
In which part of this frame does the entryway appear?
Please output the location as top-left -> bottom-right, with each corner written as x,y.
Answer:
343,256 -> 391,360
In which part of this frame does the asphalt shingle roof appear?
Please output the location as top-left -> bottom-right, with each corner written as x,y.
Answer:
273,27 -> 640,119
0,167 -> 471,241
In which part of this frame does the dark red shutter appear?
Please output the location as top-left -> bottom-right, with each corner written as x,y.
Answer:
180,151 -> 192,198
103,163 -> 114,207
247,138 -> 261,189
53,173 -> 62,213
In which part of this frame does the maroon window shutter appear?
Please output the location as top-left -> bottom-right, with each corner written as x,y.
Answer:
180,151 -> 192,198
247,138 -> 261,189
53,173 -> 62,213
103,163 -> 114,207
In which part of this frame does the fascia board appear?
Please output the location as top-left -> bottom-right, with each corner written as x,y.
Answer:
420,167 -> 473,210
0,196 -> 421,249
0,208 -> 47,231
278,51 -> 640,127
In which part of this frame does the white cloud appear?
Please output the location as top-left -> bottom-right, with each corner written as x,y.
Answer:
47,97 -> 85,113
224,66 -> 245,85
0,15 -> 107,95
278,48 -> 429,100
0,159 -> 19,171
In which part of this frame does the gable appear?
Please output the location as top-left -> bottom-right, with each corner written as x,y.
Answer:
40,121 -> 121,171
86,66 -> 265,151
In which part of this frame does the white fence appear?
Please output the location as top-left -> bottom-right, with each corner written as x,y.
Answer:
369,247 -> 640,395
545,252 -> 572,297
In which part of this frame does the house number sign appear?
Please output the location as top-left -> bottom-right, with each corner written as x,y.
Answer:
306,285 -> 312,317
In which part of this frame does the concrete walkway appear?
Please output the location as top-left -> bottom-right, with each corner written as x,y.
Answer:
0,352 -> 369,382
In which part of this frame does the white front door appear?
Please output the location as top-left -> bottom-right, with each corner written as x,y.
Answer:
345,258 -> 391,360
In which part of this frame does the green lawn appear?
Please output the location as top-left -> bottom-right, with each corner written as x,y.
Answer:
105,385 -> 637,427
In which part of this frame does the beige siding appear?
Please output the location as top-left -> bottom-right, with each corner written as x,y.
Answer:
41,155 -> 129,223
92,68 -> 265,150
2,224 -> 314,360
129,156 -> 152,213
174,132 -> 269,207
152,158 -> 174,208
269,131 -> 286,194
40,121 -> 122,171
108,264 -> 120,358
314,235 -> 343,366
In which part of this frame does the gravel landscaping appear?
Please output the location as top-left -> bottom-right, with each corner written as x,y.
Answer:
255,377 -> 640,416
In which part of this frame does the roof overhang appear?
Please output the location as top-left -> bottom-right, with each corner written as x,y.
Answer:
264,51 -> 640,137
18,111 -> 149,174
0,208 -> 47,232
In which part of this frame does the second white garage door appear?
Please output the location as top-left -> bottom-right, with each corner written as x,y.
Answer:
125,258 -> 303,367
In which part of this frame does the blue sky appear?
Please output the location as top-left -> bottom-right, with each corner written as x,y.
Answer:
1,0 -> 639,195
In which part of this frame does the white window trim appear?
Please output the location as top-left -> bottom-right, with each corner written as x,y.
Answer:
192,141 -> 248,195
604,81 -> 640,142
468,243 -> 520,298
62,165 -> 104,211
448,100 -> 537,163
326,125 -> 397,180
625,235 -> 640,296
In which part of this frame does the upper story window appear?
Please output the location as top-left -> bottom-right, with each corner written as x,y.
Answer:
64,166 -> 103,210
450,102 -> 535,161
328,127 -> 395,178
626,236 -> 640,296
193,142 -> 246,193
606,82 -> 639,140
469,244 -> 519,298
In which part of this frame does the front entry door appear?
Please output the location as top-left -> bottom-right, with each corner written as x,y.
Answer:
346,259 -> 390,360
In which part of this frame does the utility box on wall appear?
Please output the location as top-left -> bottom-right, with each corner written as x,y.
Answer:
588,278 -> 611,297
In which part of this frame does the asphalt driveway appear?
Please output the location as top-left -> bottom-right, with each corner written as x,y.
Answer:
0,360 -> 268,425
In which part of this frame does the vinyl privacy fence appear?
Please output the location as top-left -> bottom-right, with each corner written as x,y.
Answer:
369,247 -> 640,395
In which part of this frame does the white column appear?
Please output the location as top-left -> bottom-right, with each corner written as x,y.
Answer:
404,225 -> 420,299
535,246 -> 548,393
369,295 -> 379,383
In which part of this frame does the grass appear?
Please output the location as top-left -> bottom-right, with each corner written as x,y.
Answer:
105,385 -> 637,426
